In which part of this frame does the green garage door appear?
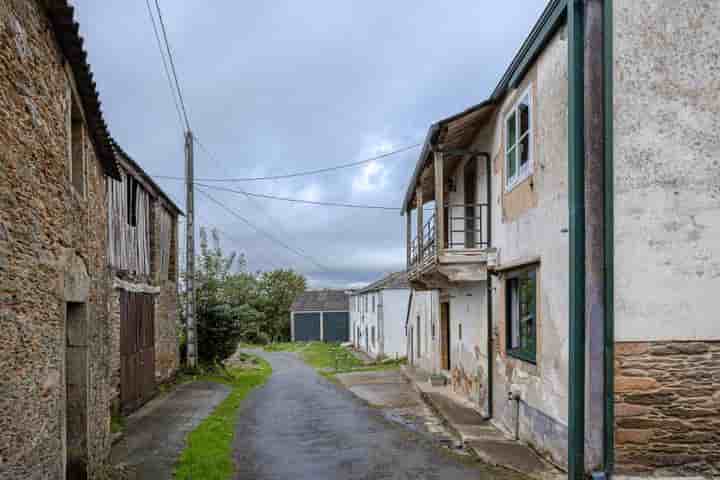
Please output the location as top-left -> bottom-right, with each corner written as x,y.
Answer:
294,313 -> 321,341
323,312 -> 349,342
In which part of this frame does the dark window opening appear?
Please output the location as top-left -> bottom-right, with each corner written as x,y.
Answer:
459,323 -> 462,341
126,176 -> 138,227
506,267 -> 537,363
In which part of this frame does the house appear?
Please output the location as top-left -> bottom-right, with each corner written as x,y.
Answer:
108,141 -> 182,414
349,272 -> 410,359
0,1 -> 181,477
291,290 -> 350,342
402,0 -> 719,477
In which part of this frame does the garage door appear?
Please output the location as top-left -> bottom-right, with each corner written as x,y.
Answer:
323,312 -> 349,342
294,312 -> 321,341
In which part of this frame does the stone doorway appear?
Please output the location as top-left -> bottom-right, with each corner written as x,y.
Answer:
66,301 -> 88,479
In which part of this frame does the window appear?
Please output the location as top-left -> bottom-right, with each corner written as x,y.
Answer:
431,322 -> 435,340
505,86 -> 533,190
69,92 -> 85,198
506,267 -> 537,363
458,323 -> 462,341
372,295 -> 375,313
371,326 -> 376,345
126,176 -> 138,227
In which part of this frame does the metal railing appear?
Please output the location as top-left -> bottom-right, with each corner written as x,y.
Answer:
408,204 -> 490,269
446,203 -> 490,249
409,214 -> 437,269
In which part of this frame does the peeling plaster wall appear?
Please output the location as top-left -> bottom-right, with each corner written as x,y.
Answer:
481,26 -> 570,467
613,1 -> 720,474
613,0 -> 720,342
446,283 -> 488,406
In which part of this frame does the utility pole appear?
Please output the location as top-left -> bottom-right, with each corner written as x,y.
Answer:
185,129 -> 197,368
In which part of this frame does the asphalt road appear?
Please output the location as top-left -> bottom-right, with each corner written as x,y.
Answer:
232,350 -> 521,480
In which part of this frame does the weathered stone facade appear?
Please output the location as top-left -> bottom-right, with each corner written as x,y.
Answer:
615,341 -> 720,476
0,1 -> 115,477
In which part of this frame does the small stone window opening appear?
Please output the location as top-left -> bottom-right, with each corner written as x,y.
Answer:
69,94 -> 86,198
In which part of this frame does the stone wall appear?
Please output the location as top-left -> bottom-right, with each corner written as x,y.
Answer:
615,341 -> 720,476
0,1 -> 113,478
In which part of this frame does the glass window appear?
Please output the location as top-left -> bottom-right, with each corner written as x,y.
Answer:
506,267 -> 537,363
505,88 -> 533,190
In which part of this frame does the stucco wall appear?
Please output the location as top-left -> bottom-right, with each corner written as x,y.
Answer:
380,289 -> 410,359
407,290 -> 440,373
485,26 -> 570,467
0,1 -> 113,477
613,0 -> 720,342
350,292 -> 381,357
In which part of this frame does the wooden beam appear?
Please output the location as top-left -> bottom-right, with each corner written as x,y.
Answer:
406,209 -> 412,268
416,186 -> 424,262
434,151 -> 445,254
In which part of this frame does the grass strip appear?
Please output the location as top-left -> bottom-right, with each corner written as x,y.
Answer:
174,357 -> 272,480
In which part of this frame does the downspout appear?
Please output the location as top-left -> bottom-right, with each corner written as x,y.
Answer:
481,152 -> 493,420
568,0 -> 587,479
602,0 -> 615,475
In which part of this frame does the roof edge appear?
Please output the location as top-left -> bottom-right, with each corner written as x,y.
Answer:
110,140 -> 185,216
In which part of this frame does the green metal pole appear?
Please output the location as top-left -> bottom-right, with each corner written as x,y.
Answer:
568,0 -> 587,478
602,0 -> 615,473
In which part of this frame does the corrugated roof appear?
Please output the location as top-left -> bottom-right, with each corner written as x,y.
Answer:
44,0 -> 120,179
353,272 -> 410,295
291,290 -> 349,312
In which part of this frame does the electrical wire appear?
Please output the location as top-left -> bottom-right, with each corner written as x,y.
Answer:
194,183 -> 400,211
153,0 -> 191,130
152,142 -> 422,182
144,0 -> 185,134
195,187 -> 332,273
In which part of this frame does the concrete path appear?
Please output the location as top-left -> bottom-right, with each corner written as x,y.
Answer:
110,381 -> 231,479
232,350 -> 526,480
402,366 -> 562,480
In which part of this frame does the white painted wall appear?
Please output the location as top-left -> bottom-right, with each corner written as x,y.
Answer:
407,290 -> 440,373
380,289 -> 411,359
613,0 -> 720,342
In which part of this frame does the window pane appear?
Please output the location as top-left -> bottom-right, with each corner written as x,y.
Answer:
518,272 -> 536,355
519,95 -> 530,136
519,133 -> 530,168
507,147 -> 517,181
510,279 -> 520,349
506,112 -> 516,151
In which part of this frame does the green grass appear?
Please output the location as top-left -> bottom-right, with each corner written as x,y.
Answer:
300,342 -> 362,371
263,341 -> 307,352
110,414 -> 126,434
174,357 -> 272,480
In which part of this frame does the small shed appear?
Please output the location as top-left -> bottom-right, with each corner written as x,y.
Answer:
291,290 -> 350,342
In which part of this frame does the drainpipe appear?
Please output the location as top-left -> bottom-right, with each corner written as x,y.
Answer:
602,0 -> 615,475
568,0 -> 587,479
481,152 -> 493,420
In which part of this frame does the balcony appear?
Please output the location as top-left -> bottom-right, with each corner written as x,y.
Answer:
408,203 -> 494,289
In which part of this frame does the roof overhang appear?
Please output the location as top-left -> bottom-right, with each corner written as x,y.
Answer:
400,0 -> 568,213
44,0 -> 121,179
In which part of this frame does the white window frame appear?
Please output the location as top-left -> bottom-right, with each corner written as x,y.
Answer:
504,85 -> 533,191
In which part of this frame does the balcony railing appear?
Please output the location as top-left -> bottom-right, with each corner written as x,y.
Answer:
446,203 -> 490,249
408,203 -> 489,270
409,214 -> 436,269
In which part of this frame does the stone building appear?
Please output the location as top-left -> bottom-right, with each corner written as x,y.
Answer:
402,0 -> 719,477
107,142 -> 181,414
0,1 -> 181,478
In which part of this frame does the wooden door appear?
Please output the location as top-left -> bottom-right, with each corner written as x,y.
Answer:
120,291 -> 156,413
440,303 -> 450,371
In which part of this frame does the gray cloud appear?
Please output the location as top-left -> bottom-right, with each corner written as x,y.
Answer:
74,0 -> 548,288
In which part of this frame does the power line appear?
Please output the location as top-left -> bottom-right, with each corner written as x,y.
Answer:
144,0 -> 184,134
195,183 -> 400,211
152,142 -> 422,182
153,0 -> 191,130
195,187 -> 331,273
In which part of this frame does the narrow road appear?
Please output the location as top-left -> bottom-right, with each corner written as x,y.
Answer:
232,350 -> 521,480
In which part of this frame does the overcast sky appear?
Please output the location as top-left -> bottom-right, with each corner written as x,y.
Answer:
74,1 -> 548,289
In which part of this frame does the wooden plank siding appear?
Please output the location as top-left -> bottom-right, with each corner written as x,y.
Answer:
157,206 -> 173,280
107,171 -> 152,276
